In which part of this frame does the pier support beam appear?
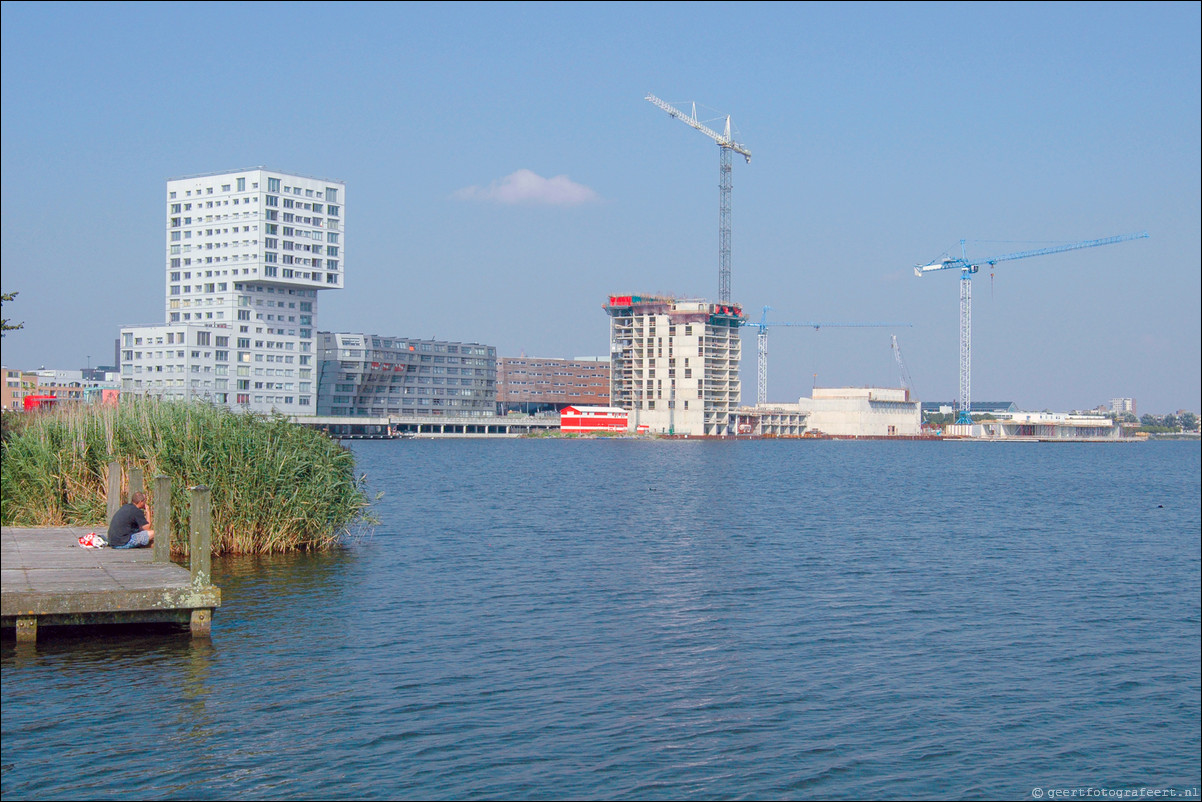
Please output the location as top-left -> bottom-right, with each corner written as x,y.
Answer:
190,608 -> 212,638
16,616 -> 37,643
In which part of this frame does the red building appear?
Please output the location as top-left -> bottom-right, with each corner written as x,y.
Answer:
560,405 -> 628,433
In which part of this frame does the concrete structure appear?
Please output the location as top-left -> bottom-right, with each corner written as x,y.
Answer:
121,168 -> 344,413
316,332 -> 497,417
797,387 -> 922,437
730,404 -> 809,437
560,405 -> 629,433
496,357 -> 610,414
605,294 -> 744,436
948,411 -> 1123,440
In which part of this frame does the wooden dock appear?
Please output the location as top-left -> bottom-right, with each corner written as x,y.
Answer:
1,525 -> 220,642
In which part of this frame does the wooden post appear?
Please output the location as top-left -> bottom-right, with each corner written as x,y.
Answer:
190,608 -> 212,638
129,467 -> 144,499
153,475 -> 171,563
16,616 -> 37,643
106,461 -> 122,524
189,486 -> 212,588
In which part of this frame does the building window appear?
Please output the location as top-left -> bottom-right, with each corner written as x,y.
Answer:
237,177 -> 246,191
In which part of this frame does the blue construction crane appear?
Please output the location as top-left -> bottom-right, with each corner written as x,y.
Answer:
914,231 -> 1149,424
743,306 -> 911,406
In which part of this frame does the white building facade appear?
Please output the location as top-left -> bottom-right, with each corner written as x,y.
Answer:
796,387 -> 921,437
121,168 -> 344,412
605,294 -> 744,436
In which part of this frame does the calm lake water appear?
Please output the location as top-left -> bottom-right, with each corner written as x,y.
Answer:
3,440 -> 1200,800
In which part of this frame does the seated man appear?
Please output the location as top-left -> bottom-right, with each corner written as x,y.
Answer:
107,491 -> 155,549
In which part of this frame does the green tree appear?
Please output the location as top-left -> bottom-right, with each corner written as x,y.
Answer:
1162,413 -> 1179,430
1,291 -> 22,336
1181,412 -> 1198,431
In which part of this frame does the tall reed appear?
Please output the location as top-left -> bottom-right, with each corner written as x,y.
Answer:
1,398 -> 372,554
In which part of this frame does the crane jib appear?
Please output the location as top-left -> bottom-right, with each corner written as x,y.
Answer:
911,230 -> 1149,422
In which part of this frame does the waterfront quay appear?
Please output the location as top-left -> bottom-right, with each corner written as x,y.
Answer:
294,413 -> 560,439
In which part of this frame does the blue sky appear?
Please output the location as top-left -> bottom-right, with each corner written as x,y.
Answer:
2,1 -> 1198,414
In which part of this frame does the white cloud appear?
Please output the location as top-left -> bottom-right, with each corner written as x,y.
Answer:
452,169 -> 601,206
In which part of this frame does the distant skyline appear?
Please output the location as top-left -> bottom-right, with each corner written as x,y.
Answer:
2,1 -> 1198,414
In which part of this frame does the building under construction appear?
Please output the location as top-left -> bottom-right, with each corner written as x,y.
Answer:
604,295 -> 744,436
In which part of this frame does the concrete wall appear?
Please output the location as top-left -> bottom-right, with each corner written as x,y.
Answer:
797,388 -> 921,437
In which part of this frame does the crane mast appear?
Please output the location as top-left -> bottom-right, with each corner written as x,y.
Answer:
892,334 -> 914,397
914,231 -> 1149,424
646,93 -> 751,303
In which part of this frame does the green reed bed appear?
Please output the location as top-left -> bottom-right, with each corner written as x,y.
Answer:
1,399 -> 373,554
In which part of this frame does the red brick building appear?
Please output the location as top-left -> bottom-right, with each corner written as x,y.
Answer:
496,357 -> 610,414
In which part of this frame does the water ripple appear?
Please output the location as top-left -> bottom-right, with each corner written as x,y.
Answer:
4,440 -> 1199,799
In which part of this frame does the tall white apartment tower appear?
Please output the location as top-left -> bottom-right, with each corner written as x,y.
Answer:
120,168 -> 345,413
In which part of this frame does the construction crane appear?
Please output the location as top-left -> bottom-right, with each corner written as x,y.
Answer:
891,334 -> 914,396
646,93 -> 751,304
743,306 -> 911,405
914,231 -> 1149,424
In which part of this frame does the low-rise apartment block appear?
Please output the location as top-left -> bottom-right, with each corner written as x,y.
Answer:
317,333 -> 497,417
